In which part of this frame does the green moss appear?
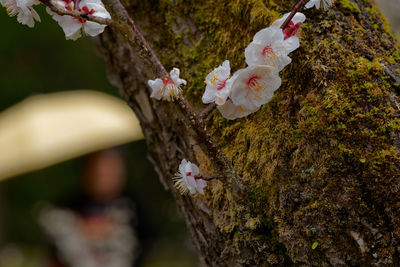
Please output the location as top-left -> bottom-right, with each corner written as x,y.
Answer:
338,0 -> 361,13
366,6 -> 398,41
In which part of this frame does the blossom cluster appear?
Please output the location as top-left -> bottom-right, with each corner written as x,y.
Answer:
162,0 -> 334,195
0,0 -> 110,39
146,12 -> 306,113
201,0 -> 333,120
146,0 -> 333,106
202,12 -> 306,120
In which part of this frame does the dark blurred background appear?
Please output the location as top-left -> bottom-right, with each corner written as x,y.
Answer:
0,1 -> 399,266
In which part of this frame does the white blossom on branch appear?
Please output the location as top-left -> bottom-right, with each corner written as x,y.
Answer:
148,68 -> 187,101
173,159 -> 207,195
245,26 -> 298,71
47,0 -> 110,40
0,0 -> 40,27
229,65 -> 281,109
202,60 -> 233,106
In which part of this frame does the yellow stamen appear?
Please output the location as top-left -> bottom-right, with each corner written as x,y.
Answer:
210,75 -> 218,85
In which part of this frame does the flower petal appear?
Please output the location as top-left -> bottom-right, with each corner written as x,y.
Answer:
148,78 -> 164,100
230,65 -> 281,108
83,21 -> 106,37
217,100 -> 259,120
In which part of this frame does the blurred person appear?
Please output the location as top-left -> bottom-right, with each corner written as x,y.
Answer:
39,149 -> 139,267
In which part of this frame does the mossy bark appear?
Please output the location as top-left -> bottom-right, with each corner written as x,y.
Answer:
97,0 -> 400,266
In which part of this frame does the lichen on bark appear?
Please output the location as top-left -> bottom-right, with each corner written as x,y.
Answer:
98,0 -> 400,265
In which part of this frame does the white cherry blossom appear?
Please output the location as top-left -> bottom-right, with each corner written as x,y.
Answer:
47,0 -> 111,40
245,26 -> 298,71
272,12 -> 306,45
148,68 -> 187,101
1,0 -> 40,27
202,60 -> 233,105
229,65 -> 281,109
217,99 -> 260,120
173,159 -> 207,195
305,0 -> 333,10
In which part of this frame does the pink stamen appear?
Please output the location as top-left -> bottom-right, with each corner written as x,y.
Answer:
161,76 -> 178,99
283,21 -> 302,40
81,5 -> 95,15
216,80 -> 227,90
246,75 -> 260,87
75,5 -> 95,23
262,45 -> 273,57
246,75 -> 263,92
162,76 -> 174,86
61,0 -> 73,11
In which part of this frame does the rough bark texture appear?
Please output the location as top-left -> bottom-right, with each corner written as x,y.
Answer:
96,0 -> 400,266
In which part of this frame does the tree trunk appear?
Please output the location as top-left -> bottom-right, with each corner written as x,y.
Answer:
96,0 -> 400,265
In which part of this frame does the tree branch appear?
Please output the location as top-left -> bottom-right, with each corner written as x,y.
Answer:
199,174 -> 219,181
101,0 -> 167,76
280,0 -> 306,29
200,103 -> 217,119
176,97 -> 240,185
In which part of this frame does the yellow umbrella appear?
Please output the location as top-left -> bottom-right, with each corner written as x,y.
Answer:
0,90 -> 143,181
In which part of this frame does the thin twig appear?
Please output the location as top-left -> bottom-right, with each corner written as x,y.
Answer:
280,0 -> 306,30
102,0 -> 167,76
199,174 -> 219,181
40,0 -> 112,25
200,103 -> 217,119
176,97 -> 241,186
120,9 -> 168,77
